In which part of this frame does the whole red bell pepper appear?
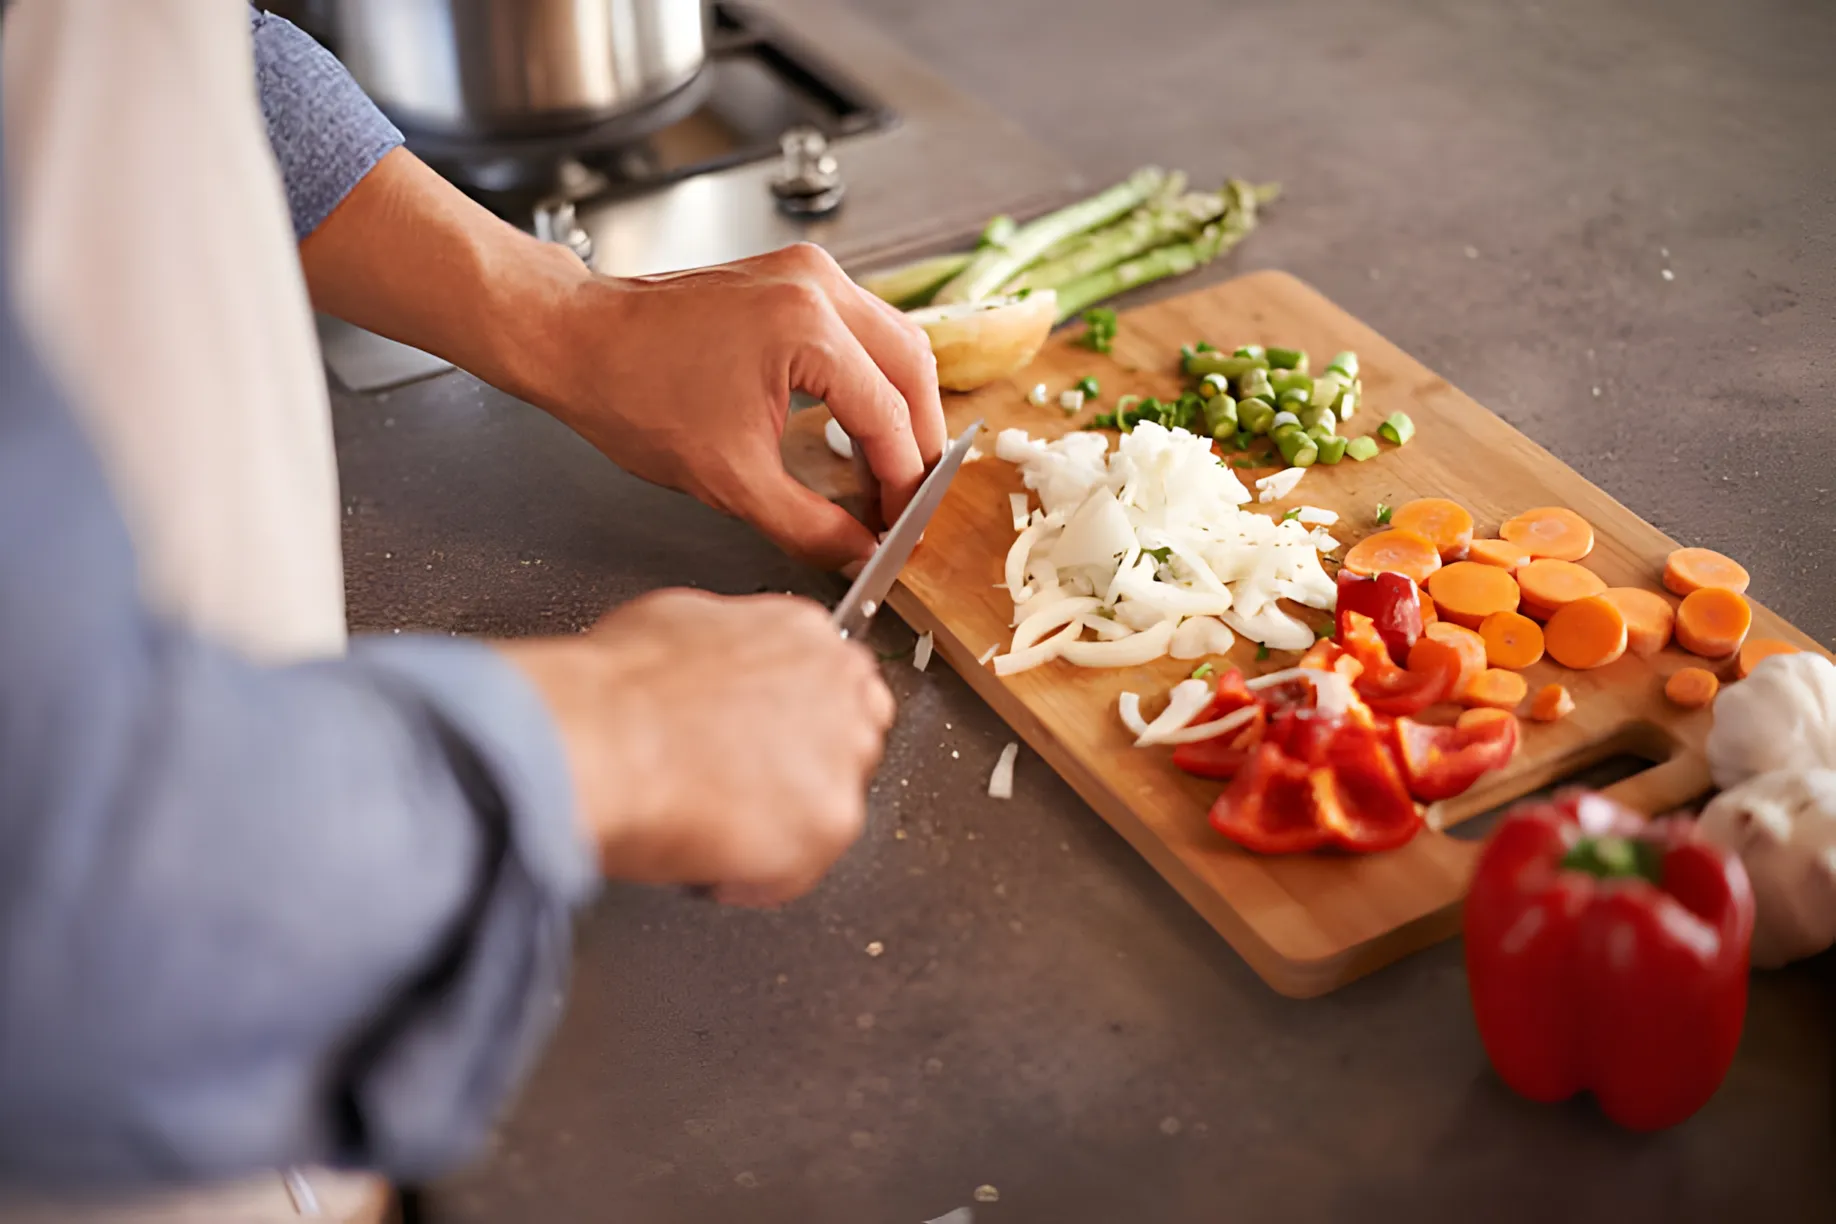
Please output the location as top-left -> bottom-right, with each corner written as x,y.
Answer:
1464,791 -> 1755,1131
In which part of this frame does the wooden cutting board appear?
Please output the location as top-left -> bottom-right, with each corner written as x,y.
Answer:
782,270 -> 1829,998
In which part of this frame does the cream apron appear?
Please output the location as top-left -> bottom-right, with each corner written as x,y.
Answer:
5,0 -> 384,1216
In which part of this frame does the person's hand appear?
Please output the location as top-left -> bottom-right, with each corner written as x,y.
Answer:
532,243 -> 947,570
496,588 -> 893,905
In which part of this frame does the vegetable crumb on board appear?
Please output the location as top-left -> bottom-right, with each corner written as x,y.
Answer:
974,1185 -> 1001,1204
913,631 -> 935,671
865,941 -> 884,957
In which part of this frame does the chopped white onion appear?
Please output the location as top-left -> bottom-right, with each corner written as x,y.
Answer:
1060,617 -> 1175,668
1296,506 -> 1338,526
1134,678 -> 1216,746
1311,530 -> 1341,553
1246,667 -> 1356,720
1079,613 -> 1136,641
1118,692 -> 1149,737
1011,596 -> 1100,652
824,417 -> 852,459
988,742 -> 1020,799
1169,614 -> 1237,660
1028,383 -> 1049,406
1009,492 -> 1030,532
1222,605 -> 1318,653
1059,388 -> 1085,412
1154,704 -> 1261,746
994,618 -> 1082,675
912,631 -> 934,672
1255,466 -> 1307,503
977,644 -> 999,666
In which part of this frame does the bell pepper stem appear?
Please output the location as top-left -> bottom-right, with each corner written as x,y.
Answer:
1560,836 -> 1663,884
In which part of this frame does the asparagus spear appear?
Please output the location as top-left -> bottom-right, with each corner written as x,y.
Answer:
932,167 -> 1168,304
857,252 -> 974,309
1005,191 -> 1228,293
1049,180 -> 1280,322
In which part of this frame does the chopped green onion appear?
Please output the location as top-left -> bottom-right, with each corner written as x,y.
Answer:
1232,430 -> 1256,451
1376,502 -> 1394,525
1379,412 -> 1416,445
1281,508 -> 1301,522
1144,546 -> 1173,564
1075,375 -> 1101,398
1256,644 -> 1271,661
1345,435 -> 1380,461
1078,307 -> 1119,353
1191,662 -> 1216,680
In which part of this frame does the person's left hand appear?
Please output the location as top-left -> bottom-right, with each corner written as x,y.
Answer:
525,243 -> 946,570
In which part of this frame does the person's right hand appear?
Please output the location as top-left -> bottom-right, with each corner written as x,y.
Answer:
496,588 -> 893,905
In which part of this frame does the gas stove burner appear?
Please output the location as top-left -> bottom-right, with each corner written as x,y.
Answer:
770,126 -> 846,218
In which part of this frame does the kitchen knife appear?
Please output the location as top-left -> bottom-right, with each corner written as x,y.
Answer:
831,419 -> 981,641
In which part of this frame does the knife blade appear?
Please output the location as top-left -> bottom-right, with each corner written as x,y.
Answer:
831,419 -> 982,641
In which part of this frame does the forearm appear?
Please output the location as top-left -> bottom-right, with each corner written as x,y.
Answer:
298,147 -> 593,408
0,218 -> 597,1188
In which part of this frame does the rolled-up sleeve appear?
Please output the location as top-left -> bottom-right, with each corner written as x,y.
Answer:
0,207 -> 597,1188
249,9 -> 403,239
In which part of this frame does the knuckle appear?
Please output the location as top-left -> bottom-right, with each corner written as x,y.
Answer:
787,241 -> 839,276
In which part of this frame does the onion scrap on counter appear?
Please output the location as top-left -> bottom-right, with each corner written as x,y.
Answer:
990,422 -> 1339,674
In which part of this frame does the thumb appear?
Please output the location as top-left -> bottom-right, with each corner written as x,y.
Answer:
736,462 -> 878,571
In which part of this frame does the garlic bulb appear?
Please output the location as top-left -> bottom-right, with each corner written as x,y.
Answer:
1697,769 -> 1836,968
1705,652 -> 1836,790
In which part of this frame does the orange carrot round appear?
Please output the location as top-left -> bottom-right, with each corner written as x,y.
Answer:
1427,562 -> 1522,629
1468,538 -> 1531,572
1736,638 -> 1801,680
1544,595 -> 1628,669
1391,498 -> 1475,562
1500,507 -> 1594,562
1462,668 -> 1529,710
1515,559 -> 1607,620
1600,588 -> 1675,657
1418,587 -> 1439,627
1665,667 -> 1720,709
1663,547 -> 1751,597
1342,529 -> 1443,584
1416,622 -> 1488,697
1674,587 -> 1752,659
1529,683 -> 1575,722
1479,611 -> 1545,670
1457,706 -> 1519,733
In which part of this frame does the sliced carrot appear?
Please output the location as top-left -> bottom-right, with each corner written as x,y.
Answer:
1342,529 -> 1444,584
1468,538 -> 1531,572
1544,595 -> 1628,669
1457,706 -> 1519,733
1600,588 -> 1675,657
1515,559 -> 1606,620
1479,611 -> 1545,670
1665,667 -> 1720,710
1737,638 -> 1801,680
1415,622 -> 1487,697
1462,668 -> 1529,710
1663,547 -> 1751,597
1674,587 -> 1752,659
1417,587 -> 1439,627
1529,683 -> 1575,722
1427,562 -> 1522,629
1501,507 -> 1594,562
1391,498 -> 1475,562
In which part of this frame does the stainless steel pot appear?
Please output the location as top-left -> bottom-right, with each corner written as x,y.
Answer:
332,0 -> 708,141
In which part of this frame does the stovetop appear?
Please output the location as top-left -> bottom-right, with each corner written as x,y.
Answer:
316,0 -> 1079,392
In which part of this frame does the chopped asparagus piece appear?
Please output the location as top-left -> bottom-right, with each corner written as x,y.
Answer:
1266,347 -> 1309,372
1379,412 -> 1416,445
858,252 -> 974,309
1316,435 -> 1349,465
1345,435 -> 1381,461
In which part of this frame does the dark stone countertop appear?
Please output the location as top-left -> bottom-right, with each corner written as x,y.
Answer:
333,0 -> 1835,1218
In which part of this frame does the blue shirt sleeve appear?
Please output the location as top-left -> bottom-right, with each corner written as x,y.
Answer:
249,9 -> 404,240
0,176 -> 597,1187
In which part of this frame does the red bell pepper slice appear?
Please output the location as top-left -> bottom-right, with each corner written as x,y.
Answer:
1335,570 -> 1422,665
1391,713 -> 1520,802
1340,612 -> 1454,716
1463,791 -> 1755,1131
1209,712 -> 1422,854
1171,670 -> 1265,780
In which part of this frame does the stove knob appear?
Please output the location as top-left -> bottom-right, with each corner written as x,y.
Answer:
770,126 -> 845,219
533,197 -> 594,266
